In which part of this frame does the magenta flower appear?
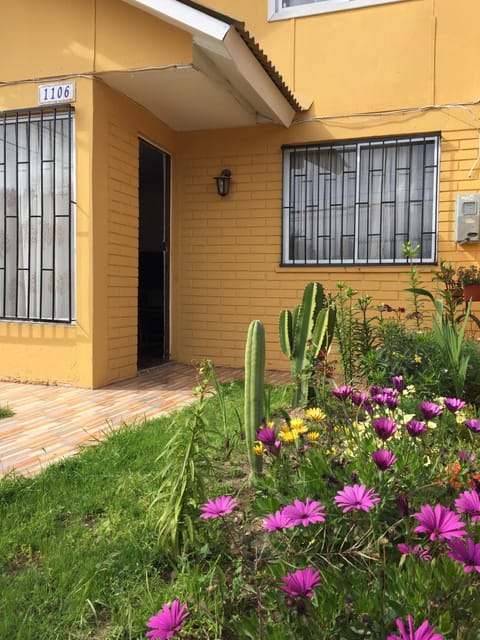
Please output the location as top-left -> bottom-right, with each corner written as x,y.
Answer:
464,418 -> 480,433
279,567 -> 321,598
419,401 -> 443,420
145,600 -> 189,639
455,489 -> 480,522
446,538 -> 480,573
267,440 -> 282,456
372,388 -> 398,409
263,510 -> 294,531
405,419 -> 427,437
392,375 -> 404,392
413,504 -> 467,541
387,614 -> 443,640
334,484 -> 380,513
458,450 -> 475,463
281,497 -> 326,527
373,417 -> 397,440
351,390 -> 369,406
332,385 -> 354,400
371,449 -> 397,470
200,495 -> 237,519
256,426 -> 277,445
397,543 -> 431,561
443,397 -> 467,413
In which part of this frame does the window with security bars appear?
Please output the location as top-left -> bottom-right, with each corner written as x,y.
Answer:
0,107 -> 75,322
282,135 -> 439,266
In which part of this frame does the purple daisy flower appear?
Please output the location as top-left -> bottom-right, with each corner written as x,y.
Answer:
387,614 -> 443,640
334,484 -> 380,513
145,600 -> 189,640
372,391 -> 399,410
455,489 -> 480,522
443,397 -> 467,413
332,385 -> 354,400
419,401 -> 443,420
351,390 -> 369,406
397,543 -> 431,561
405,419 -> 427,437
446,538 -> 480,573
267,440 -> 282,456
281,497 -> 326,527
200,495 -> 237,519
464,419 -> 480,433
392,375 -> 404,392
263,510 -> 294,531
256,426 -> 277,445
371,449 -> 397,470
413,504 -> 467,541
279,567 -> 321,598
373,417 -> 397,440
458,450 -> 475,463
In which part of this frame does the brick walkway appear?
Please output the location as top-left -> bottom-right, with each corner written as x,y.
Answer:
0,361 -> 289,478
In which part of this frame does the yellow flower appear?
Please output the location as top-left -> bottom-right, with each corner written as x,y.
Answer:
280,430 -> 299,442
280,423 -> 290,433
253,442 -> 264,456
352,420 -> 366,435
290,418 -> 306,432
305,407 -> 326,422
307,431 -> 320,442
414,354 -> 422,363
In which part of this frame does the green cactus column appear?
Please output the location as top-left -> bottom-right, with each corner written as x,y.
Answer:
279,282 -> 335,407
244,320 -> 265,482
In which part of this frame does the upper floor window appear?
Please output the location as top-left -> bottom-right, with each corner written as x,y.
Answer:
269,0 -> 408,20
0,107 -> 75,323
281,134 -> 439,266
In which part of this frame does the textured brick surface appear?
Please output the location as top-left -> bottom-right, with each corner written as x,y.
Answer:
0,362 -> 290,478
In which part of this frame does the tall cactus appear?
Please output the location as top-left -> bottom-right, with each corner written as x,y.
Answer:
244,320 -> 265,481
279,282 -> 335,406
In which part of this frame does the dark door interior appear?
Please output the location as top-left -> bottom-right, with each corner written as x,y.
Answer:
137,139 -> 170,369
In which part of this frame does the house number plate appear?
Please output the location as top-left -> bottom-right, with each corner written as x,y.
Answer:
38,82 -> 76,105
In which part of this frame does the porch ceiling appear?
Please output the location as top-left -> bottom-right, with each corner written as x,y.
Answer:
100,0 -> 302,131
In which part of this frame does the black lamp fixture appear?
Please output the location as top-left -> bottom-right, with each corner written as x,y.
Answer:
214,169 -> 232,197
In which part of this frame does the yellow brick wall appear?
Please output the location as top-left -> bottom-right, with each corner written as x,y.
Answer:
172,113 -> 480,372
91,82 -> 177,387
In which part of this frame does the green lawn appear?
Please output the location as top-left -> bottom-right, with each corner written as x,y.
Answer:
0,380 -> 281,640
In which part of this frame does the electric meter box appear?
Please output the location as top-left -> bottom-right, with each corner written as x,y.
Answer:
455,193 -> 480,243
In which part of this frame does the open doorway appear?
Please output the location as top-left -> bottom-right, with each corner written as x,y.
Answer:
137,139 -> 170,369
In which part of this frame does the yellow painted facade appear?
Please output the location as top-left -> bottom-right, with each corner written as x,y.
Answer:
1,0 -> 479,386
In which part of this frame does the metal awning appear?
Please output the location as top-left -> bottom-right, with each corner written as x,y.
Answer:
98,0 -> 304,131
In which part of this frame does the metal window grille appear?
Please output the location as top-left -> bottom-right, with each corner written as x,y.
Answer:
282,134 -> 439,266
0,106 -> 75,322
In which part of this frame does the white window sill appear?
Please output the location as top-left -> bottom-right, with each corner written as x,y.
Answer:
269,0 -> 409,21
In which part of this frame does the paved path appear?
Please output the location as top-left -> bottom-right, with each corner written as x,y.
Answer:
0,361 -> 289,478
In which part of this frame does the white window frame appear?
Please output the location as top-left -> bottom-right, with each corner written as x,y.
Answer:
281,134 -> 440,267
269,0 -> 408,21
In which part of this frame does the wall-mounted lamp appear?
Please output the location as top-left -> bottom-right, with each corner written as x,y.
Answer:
214,169 -> 232,197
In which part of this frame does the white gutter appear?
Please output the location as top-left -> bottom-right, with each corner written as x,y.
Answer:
122,0 -> 231,40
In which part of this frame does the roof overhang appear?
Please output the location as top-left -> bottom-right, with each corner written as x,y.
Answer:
97,0 -> 302,131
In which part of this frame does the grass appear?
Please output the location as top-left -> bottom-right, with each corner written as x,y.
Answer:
0,380 -> 288,640
0,406 -> 13,419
